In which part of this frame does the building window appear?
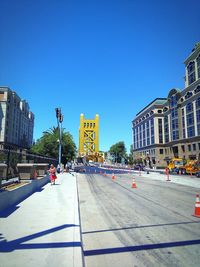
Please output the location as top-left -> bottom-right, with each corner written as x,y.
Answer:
194,85 -> 200,94
187,113 -> 194,126
160,149 -> 163,154
196,97 -> 200,109
172,130 -> 179,140
172,118 -> 179,130
185,91 -> 193,100
170,94 -> 178,108
186,102 -> 193,113
182,116 -> 185,128
197,124 -> 200,135
171,108 -> 178,118
188,144 -> 191,151
150,118 -> 154,144
182,129 -> 186,139
181,145 -> 185,152
193,144 -> 196,151
187,126 -> 195,137
164,115 -> 169,143
197,54 -> 200,79
142,123 -> 146,147
158,119 -> 163,143
146,121 -> 150,146
187,61 -> 196,85
197,110 -> 200,123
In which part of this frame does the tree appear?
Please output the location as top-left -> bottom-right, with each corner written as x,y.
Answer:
127,145 -> 134,165
30,127 -> 76,164
109,141 -> 127,163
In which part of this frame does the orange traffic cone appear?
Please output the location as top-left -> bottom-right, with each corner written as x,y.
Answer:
193,194 -> 200,217
104,172 -> 107,176
112,173 -> 116,180
131,178 -> 137,188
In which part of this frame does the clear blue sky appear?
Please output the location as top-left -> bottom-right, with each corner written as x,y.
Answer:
0,0 -> 200,152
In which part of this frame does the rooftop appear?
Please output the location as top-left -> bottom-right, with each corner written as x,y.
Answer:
136,98 -> 167,117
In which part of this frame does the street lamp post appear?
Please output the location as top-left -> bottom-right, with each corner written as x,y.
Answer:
55,108 -> 63,166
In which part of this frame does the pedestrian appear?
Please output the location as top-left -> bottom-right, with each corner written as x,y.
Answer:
49,164 -> 57,185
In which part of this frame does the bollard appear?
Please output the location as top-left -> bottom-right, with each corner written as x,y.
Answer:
165,167 -> 171,181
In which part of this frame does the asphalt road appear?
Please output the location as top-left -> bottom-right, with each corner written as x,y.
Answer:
77,171 -> 200,267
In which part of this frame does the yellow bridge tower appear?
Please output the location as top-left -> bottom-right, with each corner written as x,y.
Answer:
79,114 -> 101,161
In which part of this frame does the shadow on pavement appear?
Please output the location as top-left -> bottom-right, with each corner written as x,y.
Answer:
0,186 -> 47,218
84,239 -> 200,256
0,206 -> 20,218
0,224 -> 81,252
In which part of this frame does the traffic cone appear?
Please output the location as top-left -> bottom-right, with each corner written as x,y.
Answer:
131,178 -> 137,188
104,172 -> 107,176
193,194 -> 200,218
112,173 -> 116,180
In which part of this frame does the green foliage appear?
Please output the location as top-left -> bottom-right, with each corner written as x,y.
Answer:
30,127 -> 76,163
109,141 -> 127,163
127,144 -> 134,165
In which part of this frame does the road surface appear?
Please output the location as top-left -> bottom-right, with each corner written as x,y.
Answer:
77,170 -> 200,267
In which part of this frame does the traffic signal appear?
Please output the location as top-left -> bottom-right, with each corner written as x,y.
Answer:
55,108 -> 60,118
59,114 -> 63,123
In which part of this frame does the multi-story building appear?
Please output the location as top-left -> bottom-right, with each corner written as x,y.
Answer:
132,42 -> 200,167
0,86 -> 34,149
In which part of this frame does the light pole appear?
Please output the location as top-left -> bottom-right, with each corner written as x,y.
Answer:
55,108 -> 63,166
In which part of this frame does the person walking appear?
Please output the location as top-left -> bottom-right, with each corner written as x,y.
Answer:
49,164 -> 57,185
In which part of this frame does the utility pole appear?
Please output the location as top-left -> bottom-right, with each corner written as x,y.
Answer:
55,108 -> 64,166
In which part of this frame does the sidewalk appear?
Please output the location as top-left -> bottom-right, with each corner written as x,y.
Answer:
0,173 -> 83,267
136,170 -> 200,188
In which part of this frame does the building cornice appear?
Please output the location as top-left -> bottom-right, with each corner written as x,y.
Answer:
184,42 -> 200,65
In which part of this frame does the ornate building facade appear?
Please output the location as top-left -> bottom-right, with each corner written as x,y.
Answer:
132,43 -> 200,167
0,86 -> 34,149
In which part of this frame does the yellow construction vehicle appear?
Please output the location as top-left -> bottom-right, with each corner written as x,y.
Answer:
167,158 -> 185,174
185,160 -> 200,175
